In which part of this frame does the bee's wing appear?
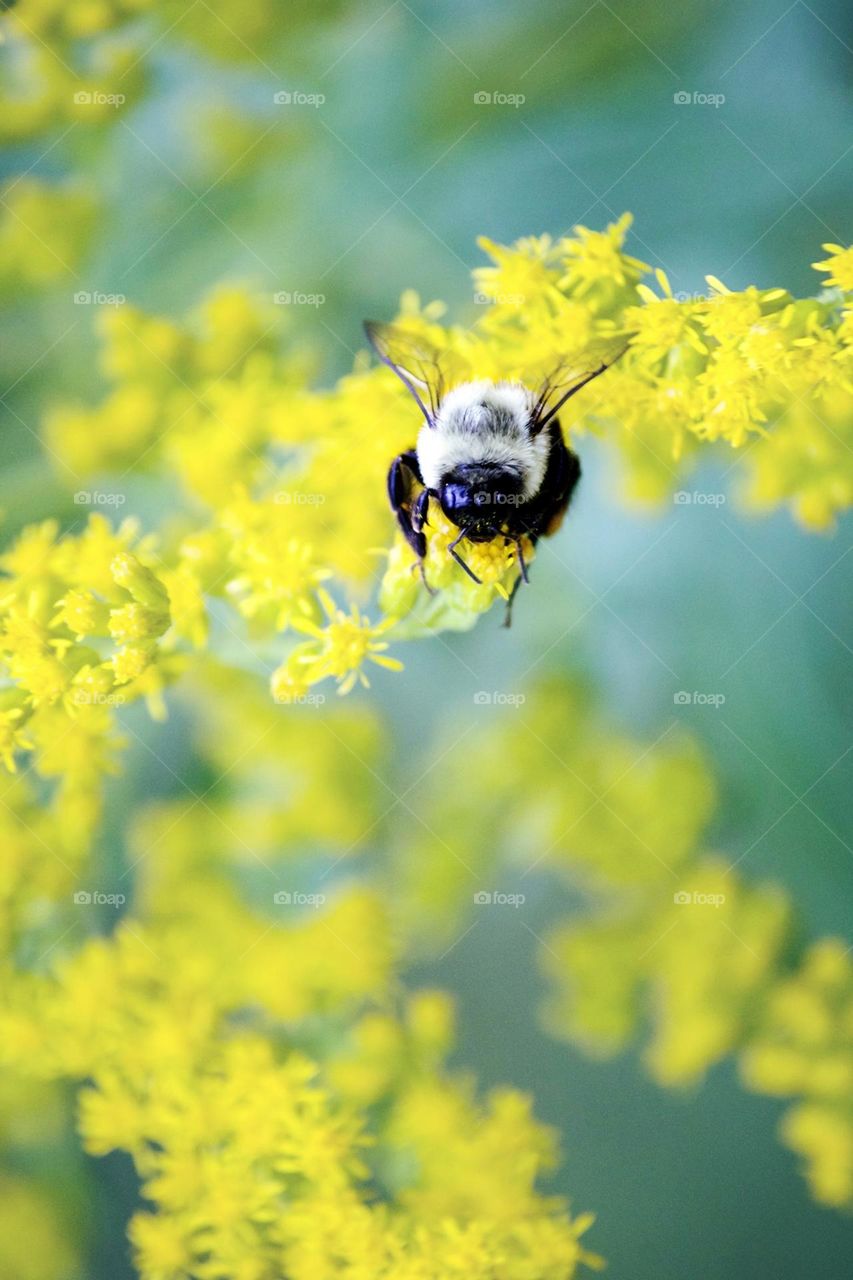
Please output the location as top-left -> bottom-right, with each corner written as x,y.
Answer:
364,321 -> 445,423
530,346 -> 626,435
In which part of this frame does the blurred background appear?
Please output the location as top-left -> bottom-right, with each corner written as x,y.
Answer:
2,1 -> 852,1277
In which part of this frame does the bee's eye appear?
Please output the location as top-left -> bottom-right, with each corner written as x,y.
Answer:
440,468 -> 523,525
440,482 -> 476,519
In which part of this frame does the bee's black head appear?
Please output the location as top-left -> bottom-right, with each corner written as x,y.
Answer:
439,464 -> 524,537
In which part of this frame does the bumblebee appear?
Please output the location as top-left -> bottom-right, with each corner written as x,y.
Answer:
365,322 -> 621,614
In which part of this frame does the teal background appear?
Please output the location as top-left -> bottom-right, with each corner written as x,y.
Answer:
2,1 -> 852,1277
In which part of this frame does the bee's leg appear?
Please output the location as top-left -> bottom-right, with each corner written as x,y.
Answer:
511,534 -> 530,584
387,451 -> 427,560
390,448 -> 423,485
410,488 -> 436,595
417,560 -> 436,595
411,486 -> 430,534
447,528 -> 482,584
502,573 -> 524,629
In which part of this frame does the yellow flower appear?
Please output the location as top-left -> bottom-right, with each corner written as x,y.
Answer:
129,1212 -> 195,1280
223,502 -> 331,631
475,234 -> 562,310
291,588 -> 403,694
0,707 -> 31,771
111,552 -> 170,613
559,213 -> 649,296
812,242 -> 853,291
52,588 -> 110,640
741,939 -> 853,1207
111,644 -> 152,684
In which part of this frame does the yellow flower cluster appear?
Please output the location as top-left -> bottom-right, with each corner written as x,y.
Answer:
741,939 -> 853,1208
0,655 -> 602,1278
0,861 -> 598,1278
392,678 -> 853,1209
467,224 -> 853,524
0,5 -> 145,146
0,0 -> 322,149
0,514 -> 184,805
1,220 -> 850,1250
0,179 -> 95,291
12,224 -> 846,741
543,860 -> 790,1085
124,663 -> 388,913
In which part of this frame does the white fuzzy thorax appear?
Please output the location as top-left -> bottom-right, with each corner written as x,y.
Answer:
416,380 -> 548,499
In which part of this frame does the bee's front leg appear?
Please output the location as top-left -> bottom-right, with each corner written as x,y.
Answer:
387,451 -> 437,594
388,450 -> 427,558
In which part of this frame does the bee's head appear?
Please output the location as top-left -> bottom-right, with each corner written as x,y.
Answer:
439,464 -> 524,537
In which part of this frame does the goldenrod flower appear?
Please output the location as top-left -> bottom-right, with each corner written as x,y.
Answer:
393,676 -> 853,1208
0,707 -> 31,772
52,589 -> 110,640
812,242 -> 853,291
291,588 -> 403,694
742,939 -> 853,1207
559,212 -> 649,295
